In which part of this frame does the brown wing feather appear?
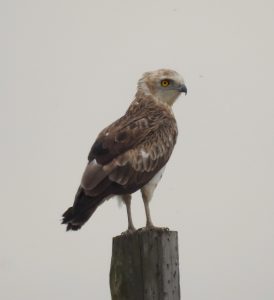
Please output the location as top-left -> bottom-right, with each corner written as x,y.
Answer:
83,96 -> 178,196
88,116 -> 151,165
106,117 -> 177,192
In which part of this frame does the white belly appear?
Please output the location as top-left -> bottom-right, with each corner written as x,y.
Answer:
141,166 -> 166,201
149,166 -> 166,186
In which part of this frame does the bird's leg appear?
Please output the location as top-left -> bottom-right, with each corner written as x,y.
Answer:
144,198 -> 154,229
141,187 -> 157,229
121,194 -> 136,235
140,186 -> 169,231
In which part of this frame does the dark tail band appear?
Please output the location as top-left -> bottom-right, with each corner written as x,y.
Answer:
62,188 -> 104,231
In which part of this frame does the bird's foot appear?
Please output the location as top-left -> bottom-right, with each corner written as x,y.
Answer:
121,226 -> 137,235
138,224 -> 170,232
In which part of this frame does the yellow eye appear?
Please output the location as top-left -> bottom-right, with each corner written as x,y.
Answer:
161,79 -> 170,87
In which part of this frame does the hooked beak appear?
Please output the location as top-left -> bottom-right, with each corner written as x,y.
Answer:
178,84 -> 187,95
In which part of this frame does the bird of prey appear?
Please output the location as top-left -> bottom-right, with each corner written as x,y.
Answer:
62,69 -> 187,233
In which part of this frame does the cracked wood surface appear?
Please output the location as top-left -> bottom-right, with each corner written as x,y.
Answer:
110,230 -> 180,300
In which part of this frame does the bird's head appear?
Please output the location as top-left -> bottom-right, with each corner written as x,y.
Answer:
137,69 -> 187,106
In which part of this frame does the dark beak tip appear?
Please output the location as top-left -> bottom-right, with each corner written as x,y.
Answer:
180,84 -> 187,95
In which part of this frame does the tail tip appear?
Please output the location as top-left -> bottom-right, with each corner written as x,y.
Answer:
61,207 -> 82,231
66,223 -> 82,231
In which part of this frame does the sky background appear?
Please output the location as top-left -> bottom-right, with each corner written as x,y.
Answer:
1,0 -> 274,299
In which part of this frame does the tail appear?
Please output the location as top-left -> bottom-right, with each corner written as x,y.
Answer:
62,187 -> 104,231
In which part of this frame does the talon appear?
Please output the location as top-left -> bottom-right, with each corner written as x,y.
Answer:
121,227 -> 136,235
137,225 -> 169,232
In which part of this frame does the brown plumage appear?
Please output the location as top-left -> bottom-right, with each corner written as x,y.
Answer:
62,69 -> 187,232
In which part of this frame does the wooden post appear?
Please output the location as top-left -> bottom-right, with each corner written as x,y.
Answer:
110,230 -> 180,300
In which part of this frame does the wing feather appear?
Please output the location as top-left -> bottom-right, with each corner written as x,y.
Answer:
82,97 -> 178,196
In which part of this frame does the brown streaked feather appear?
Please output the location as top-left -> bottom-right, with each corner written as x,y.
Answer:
82,94 -> 178,198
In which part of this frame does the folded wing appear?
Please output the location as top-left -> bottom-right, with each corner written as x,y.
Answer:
81,104 -> 177,197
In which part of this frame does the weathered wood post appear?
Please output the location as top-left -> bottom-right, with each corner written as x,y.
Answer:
110,229 -> 180,300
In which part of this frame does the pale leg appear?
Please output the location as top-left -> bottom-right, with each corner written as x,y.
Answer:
141,180 -> 169,231
140,167 -> 168,230
141,186 -> 156,229
121,194 -> 136,234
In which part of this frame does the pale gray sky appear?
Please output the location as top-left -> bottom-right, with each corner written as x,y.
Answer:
1,0 -> 274,299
